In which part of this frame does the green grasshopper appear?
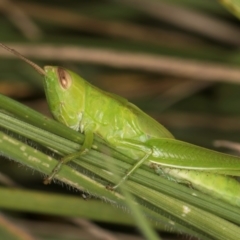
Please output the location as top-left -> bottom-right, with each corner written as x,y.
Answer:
1,43 -> 240,207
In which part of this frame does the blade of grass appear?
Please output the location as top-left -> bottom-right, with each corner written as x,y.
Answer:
0,106 -> 239,225
1,94 -> 240,239
0,128 -> 203,238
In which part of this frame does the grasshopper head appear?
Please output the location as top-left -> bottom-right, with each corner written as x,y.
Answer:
43,66 -> 85,131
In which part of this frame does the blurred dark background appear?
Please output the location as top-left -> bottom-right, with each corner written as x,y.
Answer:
1,0 -> 240,147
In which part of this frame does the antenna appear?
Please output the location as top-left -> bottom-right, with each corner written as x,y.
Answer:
0,43 -> 46,76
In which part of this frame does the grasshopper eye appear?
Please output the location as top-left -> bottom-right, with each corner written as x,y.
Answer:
57,67 -> 72,89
